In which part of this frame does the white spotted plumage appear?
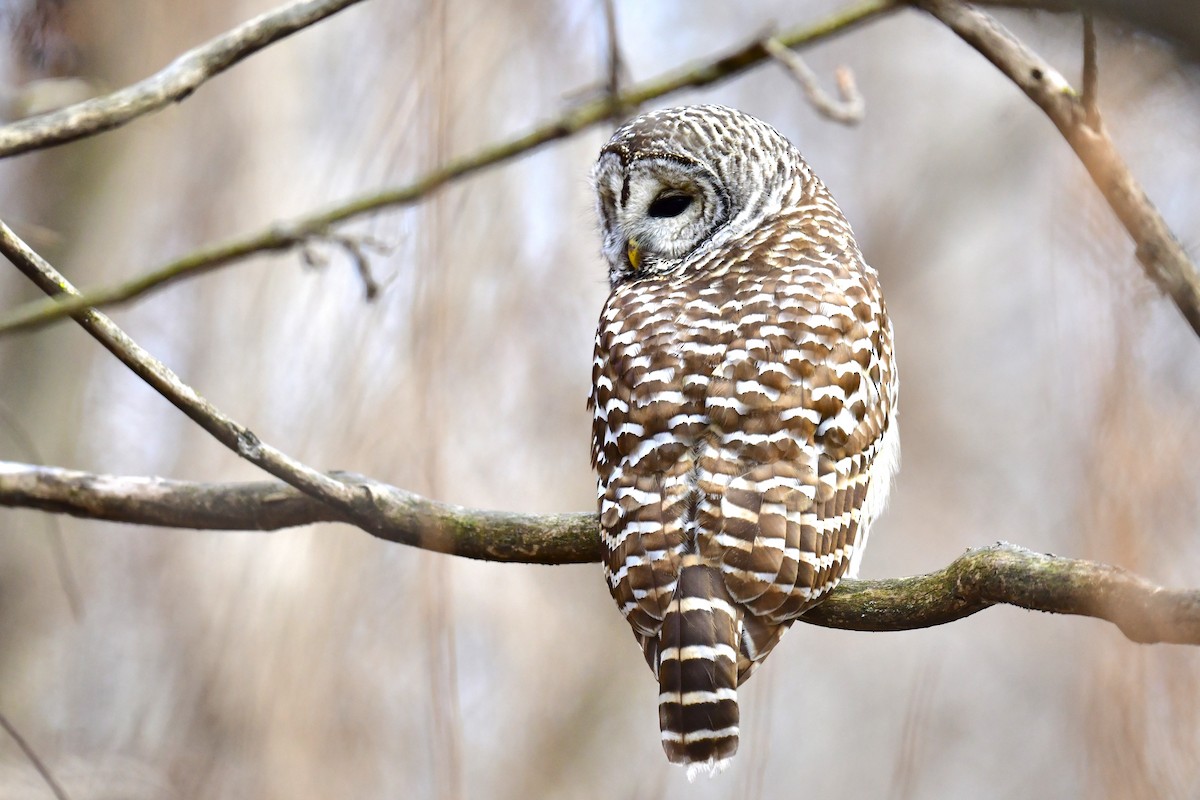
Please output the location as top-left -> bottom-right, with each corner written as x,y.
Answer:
588,105 -> 898,773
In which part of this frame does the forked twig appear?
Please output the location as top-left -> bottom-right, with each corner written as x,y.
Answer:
764,38 -> 865,124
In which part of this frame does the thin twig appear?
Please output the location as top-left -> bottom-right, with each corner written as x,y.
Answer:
0,224 -> 375,334
0,0 -> 897,336
1,460 -> 1197,644
913,0 -> 1200,339
0,711 -> 71,800
763,38 -> 865,124
299,232 -> 389,300
0,0 -> 368,158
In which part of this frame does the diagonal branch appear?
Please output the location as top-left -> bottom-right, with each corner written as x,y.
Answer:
0,712 -> 71,800
912,0 -> 1200,338
1,459 -> 1197,644
0,219 -> 384,527
0,0 -> 896,336
0,0 -> 369,158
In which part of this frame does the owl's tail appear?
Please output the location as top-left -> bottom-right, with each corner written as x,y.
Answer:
656,560 -> 740,779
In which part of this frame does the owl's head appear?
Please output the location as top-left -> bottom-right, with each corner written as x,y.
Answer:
592,104 -> 812,286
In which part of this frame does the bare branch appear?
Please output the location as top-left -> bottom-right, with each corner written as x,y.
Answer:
913,0 -> 1200,338
2,460 -> 1197,643
763,38 -> 865,124
0,0 -> 896,336
0,0 -> 368,158
0,461 -> 598,564
801,544 -> 1200,645
0,711 -> 71,800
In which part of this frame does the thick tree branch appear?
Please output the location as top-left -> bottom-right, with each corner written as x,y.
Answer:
914,0 -> 1200,338
0,0 -> 369,158
0,461 -> 598,564
2,460 -> 1197,644
801,545 -> 1200,645
0,0 -> 896,336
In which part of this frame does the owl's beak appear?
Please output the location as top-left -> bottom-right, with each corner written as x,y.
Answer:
626,239 -> 641,272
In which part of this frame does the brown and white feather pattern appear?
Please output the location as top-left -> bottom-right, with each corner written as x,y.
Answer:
589,105 -> 898,775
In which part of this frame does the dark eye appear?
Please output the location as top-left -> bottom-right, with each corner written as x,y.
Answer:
647,192 -> 693,218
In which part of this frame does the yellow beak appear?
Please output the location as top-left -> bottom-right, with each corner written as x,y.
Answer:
626,239 -> 641,272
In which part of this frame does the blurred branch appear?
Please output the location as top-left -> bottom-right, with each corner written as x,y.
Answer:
1081,14 -> 1099,129
299,232 -> 390,300
0,224 -> 334,335
0,400 -> 82,619
0,226 -> 390,334
0,0 -> 368,157
0,0 -> 896,336
0,711 -> 71,800
600,0 -> 630,123
763,39 -> 864,124
2,460 -> 1197,643
914,0 -> 1200,339
970,0 -> 1200,57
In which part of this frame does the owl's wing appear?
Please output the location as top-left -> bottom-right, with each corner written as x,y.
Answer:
695,259 -> 898,631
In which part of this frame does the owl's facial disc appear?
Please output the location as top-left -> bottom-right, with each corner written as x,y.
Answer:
594,153 -> 729,285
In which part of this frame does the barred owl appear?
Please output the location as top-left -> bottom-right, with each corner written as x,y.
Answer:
588,105 -> 898,777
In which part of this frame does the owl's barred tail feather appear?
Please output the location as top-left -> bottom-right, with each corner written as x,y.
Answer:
656,560 -> 740,777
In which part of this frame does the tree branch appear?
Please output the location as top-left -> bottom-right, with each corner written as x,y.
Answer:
0,711 -> 71,800
970,0 -> 1200,57
2,460 -> 1196,644
0,460 -> 598,564
0,0 -> 896,336
801,544 -> 1200,645
0,0 -> 369,158
3,0 -> 1195,655
0,219 -> 386,528
913,0 -> 1200,338
763,38 -> 865,124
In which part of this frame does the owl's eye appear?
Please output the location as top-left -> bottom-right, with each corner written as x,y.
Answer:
647,191 -> 693,218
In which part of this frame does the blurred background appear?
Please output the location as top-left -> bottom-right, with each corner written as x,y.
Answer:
1,1 -> 1198,798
